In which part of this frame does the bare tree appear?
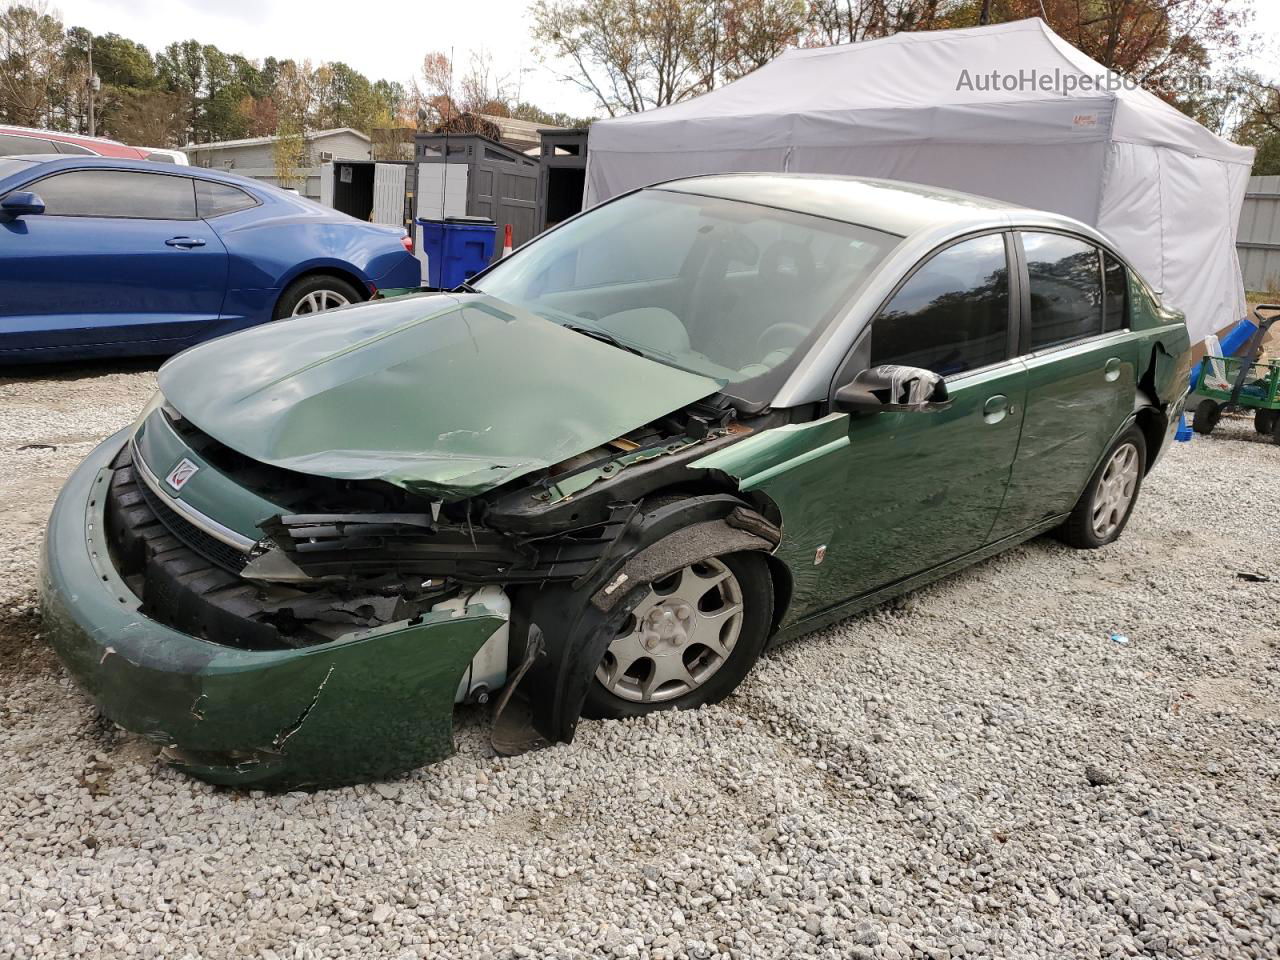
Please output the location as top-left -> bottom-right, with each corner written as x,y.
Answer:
532,0 -> 712,115
717,0 -> 808,81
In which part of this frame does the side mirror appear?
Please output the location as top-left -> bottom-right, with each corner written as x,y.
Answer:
833,364 -> 952,414
0,191 -> 45,220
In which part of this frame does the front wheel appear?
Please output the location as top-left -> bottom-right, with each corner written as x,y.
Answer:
581,552 -> 772,720
1255,408 -> 1278,436
1055,426 -> 1147,549
273,275 -> 363,320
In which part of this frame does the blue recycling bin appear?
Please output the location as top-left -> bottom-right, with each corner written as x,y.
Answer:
416,216 -> 498,290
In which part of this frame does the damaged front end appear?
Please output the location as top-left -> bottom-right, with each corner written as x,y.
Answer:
41,383 -> 778,788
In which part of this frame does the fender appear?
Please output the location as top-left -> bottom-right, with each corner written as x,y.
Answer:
496,495 -> 779,749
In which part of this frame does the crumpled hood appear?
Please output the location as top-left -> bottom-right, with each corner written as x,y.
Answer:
158,294 -> 721,500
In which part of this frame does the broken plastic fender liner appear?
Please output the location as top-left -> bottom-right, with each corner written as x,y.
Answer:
590,519 -> 774,612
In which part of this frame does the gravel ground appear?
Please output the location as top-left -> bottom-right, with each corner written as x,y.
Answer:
2,365 -> 1279,960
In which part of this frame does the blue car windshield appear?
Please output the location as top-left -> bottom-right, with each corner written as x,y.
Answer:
474,188 -> 901,406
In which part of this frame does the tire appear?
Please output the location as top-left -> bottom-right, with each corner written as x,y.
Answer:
1272,414 -> 1280,445
1255,408 -> 1278,436
273,274 -> 363,320
1055,425 -> 1147,550
581,550 -> 772,720
1191,398 -> 1220,435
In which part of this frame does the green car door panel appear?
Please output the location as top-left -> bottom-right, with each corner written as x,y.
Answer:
992,332 -> 1138,537
693,360 -> 1026,623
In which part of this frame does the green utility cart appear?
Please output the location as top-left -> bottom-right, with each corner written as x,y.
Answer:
1191,304 -> 1280,441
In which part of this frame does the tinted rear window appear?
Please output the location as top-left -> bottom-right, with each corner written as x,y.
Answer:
195,179 -> 257,218
33,169 -> 197,219
1023,232 -> 1103,349
1103,250 -> 1127,332
52,140 -> 95,155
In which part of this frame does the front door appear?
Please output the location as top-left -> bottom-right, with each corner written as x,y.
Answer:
816,232 -> 1028,605
991,232 -> 1137,538
0,168 -> 228,355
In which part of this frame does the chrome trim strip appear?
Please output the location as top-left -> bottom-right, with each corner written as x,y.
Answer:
129,439 -> 256,553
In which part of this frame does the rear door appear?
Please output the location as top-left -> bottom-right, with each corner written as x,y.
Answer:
990,232 -> 1137,537
0,168 -> 228,355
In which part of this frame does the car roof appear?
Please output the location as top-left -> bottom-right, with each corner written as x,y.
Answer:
0,126 -> 150,159
655,173 -> 1047,238
0,124 -> 128,146
0,154 -> 265,191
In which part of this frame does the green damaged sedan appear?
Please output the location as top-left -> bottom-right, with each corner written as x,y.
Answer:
41,175 -> 1191,787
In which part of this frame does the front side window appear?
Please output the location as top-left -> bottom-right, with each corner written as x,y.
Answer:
870,233 -> 1010,376
1023,232 -> 1103,349
32,170 -> 196,219
474,188 -> 901,404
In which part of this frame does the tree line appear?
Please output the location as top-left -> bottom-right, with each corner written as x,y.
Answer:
531,0 -> 1280,174
0,2 -> 588,154
3,0 -> 1279,175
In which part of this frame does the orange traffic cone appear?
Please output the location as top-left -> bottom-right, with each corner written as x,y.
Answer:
502,224 -> 513,258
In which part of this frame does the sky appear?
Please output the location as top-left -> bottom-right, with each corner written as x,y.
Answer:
49,0 -> 604,118
44,0 -> 1280,119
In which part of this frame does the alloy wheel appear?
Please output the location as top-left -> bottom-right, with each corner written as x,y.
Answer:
595,558 -> 744,704
291,289 -> 351,316
1091,442 -> 1139,540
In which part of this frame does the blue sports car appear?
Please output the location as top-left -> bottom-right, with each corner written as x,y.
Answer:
0,155 -> 421,362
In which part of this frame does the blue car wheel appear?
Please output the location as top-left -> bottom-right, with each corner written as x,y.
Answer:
273,275 -> 363,320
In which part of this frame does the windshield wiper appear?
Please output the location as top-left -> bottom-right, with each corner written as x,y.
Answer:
560,322 -> 644,357
452,280 -> 479,293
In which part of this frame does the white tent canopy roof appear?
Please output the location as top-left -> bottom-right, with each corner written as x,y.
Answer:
586,18 -> 1254,342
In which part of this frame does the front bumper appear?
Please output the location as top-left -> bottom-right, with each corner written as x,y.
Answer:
39,431 -> 502,788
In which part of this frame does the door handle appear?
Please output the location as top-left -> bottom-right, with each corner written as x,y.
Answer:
165,237 -> 206,248
982,394 -> 1011,424
1104,357 -> 1122,382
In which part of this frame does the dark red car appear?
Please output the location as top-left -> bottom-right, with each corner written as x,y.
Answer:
0,125 -> 152,159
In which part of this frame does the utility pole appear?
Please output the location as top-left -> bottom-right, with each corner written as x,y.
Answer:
979,0 -> 992,25
86,34 -> 100,137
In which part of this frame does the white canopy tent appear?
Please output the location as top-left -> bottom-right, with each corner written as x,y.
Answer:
584,18 -> 1254,344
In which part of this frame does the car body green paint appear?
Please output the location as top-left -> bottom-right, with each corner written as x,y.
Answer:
39,431 -> 502,788
156,293 -> 721,501
991,332 -> 1138,538
133,405 -> 280,541
38,176 -> 1195,789
694,358 -> 1029,625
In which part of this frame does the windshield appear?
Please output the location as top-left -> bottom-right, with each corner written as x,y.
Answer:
474,188 -> 901,405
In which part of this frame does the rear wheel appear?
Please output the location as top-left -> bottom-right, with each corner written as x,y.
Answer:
1056,426 -> 1147,549
581,551 -> 772,720
273,274 -> 363,320
1192,398 -> 1220,435
1255,408 -> 1278,436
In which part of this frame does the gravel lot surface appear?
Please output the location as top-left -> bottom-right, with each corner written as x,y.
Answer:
2,364 -> 1278,960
